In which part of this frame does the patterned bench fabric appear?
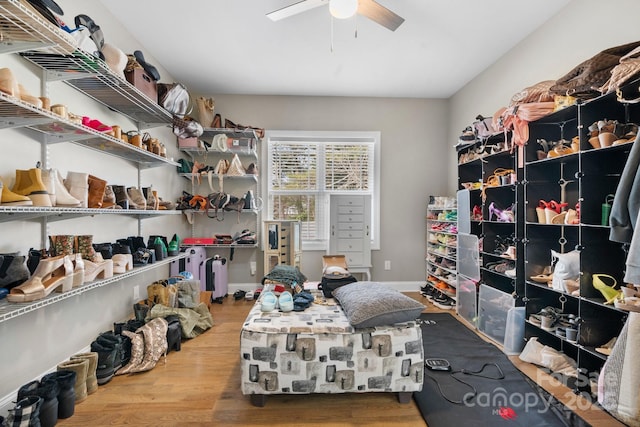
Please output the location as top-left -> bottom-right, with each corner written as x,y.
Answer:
240,296 -> 424,395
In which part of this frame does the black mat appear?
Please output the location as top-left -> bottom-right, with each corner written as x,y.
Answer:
414,313 -> 591,427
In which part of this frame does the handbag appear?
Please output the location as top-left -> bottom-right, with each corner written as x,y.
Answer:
473,115 -> 497,138
550,249 -> 580,293
196,96 -> 215,128
207,192 -> 230,220
600,45 -> 640,94
226,154 -> 245,176
157,82 -> 190,116
549,40 -> 640,99
318,275 -> 358,298
509,80 -> 555,106
172,115 -> 203,138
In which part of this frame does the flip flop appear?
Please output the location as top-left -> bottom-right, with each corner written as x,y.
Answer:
133,50 -> 161,81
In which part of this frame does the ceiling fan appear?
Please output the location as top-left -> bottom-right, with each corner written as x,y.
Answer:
267,0 -> 405,31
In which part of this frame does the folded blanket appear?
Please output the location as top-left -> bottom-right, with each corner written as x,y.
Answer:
262,264 -> 307,286
147,303 -> 213,339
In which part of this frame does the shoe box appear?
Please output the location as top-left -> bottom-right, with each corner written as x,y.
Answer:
124,68 -> 157,103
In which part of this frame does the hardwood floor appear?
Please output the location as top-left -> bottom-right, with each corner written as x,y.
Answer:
57,293 -> 622,427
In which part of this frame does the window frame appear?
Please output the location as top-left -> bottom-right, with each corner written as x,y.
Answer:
263,130 -> 380,252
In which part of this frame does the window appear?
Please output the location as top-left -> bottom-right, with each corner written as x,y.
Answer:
265,130 -> 380,251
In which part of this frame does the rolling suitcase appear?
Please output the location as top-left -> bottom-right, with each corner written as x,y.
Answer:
200,255 -> 228,303
169,246 -> 207,285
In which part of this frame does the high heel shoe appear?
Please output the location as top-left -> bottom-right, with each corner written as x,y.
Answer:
488,202 -> 514,222
83,258 -> 114,283
112,253 -> 133,274
7,255 -> 74,302
72,253 -> 85,287
471,205 -> 482,221
592,273 -> 622,304
544,200 -> 568,223
537,200 -> 549,224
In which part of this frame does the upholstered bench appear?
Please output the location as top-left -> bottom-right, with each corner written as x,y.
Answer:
240,283 -> 425,406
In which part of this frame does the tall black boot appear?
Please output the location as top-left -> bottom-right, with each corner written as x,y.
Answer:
17,379 -> 59,427
42,370 -> 76,419
90,339 -> 118,385
134,302 -> 150,322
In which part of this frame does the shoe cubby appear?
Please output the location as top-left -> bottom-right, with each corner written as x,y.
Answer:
425,197 -> 458,301
456,127 -> 525,341
520,78 -> 640,383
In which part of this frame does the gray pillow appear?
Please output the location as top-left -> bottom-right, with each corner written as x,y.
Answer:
333,281 -> 425,328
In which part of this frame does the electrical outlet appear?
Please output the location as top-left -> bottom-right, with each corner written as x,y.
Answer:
384,260 -> 391,270
133,285 -> 140,301
250,261 -> 257,276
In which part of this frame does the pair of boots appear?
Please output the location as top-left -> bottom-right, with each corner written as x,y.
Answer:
116,317 -> 168,375
55,352 -> 98,404
17,368 -> 77,426
112,185 -> 159,210
91,331 -> 127,384
61,171 -> 111,209
10,166 -> 82,208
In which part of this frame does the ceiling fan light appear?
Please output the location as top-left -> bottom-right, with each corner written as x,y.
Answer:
329,0 -> 358,19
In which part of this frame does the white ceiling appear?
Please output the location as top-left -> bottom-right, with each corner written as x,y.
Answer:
99,0 -> 570,99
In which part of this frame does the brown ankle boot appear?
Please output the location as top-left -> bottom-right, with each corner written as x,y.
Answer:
126,187 -> 146,210
142,187 -> 158,210
87,175 -> 107,209
102,185 -> 120,209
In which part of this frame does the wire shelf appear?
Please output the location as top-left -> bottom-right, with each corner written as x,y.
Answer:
0,253 -> 187,324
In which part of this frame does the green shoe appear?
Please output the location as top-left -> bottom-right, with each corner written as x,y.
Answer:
168,234 -> 180,256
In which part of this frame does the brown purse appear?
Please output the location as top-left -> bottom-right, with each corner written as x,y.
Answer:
549,40 -> 640,99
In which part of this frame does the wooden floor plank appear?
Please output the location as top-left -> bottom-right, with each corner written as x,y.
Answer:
56,292 -> 620,426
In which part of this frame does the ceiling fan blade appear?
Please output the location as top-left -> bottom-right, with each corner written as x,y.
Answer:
266,0 -> 329,21
358,0 -> 405,31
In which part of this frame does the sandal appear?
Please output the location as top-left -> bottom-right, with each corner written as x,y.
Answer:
595,337 -> 617,356
592,273 -> 622,304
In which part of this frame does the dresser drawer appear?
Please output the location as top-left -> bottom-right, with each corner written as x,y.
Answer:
336,197 -> 365,207
337,205 -> 364,215
344,252 -> 365,266
337,214 -> 364,224
337,221 -> 364,231
337,229 -> 365,239
338,239 -> 364,252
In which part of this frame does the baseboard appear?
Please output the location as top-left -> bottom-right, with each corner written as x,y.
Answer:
0,344 -> 91,418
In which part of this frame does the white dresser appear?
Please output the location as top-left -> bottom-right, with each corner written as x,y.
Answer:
329,195 -> 372,280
